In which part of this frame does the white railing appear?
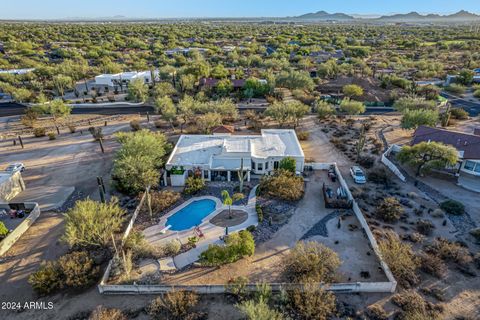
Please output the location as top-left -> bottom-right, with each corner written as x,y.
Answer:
381,145 -> 406,182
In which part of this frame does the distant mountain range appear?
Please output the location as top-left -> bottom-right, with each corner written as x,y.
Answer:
293,10 -> 480,22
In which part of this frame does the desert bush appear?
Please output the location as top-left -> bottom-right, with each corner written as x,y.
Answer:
474,89 -> 480,98
226,276 -> 249,300
154,119 -> 163,128
279,157 -> 297,173
290,283 -> 336,320
416,219 -> 435,236
375,197 -> 404,223
237,299 -> 284,320
444,84 -> 466,95
419,252 -> 447,279
357,155 -> 375,168
0,221 -> 8,238
378,231 -> 419,287
256,204 -> 264,223
130,119 -> 141,131
162,239 -> 182,256
184,177 -> 205,195
259,169 -> 304,201
283,241 -> 340,283
470,228 -> 480,242
392,290 -> 440,320
63,198 -> 125,248
89,306 -> 127,320
365,304 -> 388,320
200,230 -> 255,266
368,167 -> 391,186
148,190 -> 181,214
427,237 -> 472,265
33,127 -> 46,137
68,124 -> 77,133
449,108 -> 469,120
439,200 -> 465,215
124,230 -> 156,259
28,261 -> 63,295
296,131 -> 310,141
88,126 -> 103,140
148,290 -> 198,320
58,251 -> 99,288
48,132 -> 57,140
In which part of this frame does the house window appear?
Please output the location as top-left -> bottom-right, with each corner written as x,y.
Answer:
274,161 -> 279,169
258,163 -> 263,171
475,164 -> 480,173
251,161 -> 256,170
464,161 -> 476,171
265,162 -> 269,170
204,170 -> 209,179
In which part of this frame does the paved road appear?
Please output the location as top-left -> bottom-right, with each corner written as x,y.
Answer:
0,102 -> 154,117
441,92 -> 480,116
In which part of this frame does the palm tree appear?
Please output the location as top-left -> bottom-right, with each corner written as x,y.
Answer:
221,190 -> 245,219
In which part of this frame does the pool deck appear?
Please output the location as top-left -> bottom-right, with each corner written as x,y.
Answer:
143,186 -> 259,269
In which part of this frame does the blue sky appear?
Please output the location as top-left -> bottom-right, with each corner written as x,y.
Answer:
1,0 -> 479,19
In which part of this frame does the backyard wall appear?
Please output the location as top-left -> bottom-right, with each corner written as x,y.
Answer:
98,165 -> 398,294
381,145 -> 406,182
0,202 -> 40,256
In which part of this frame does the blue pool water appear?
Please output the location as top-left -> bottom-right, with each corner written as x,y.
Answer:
166,199 -> 217,231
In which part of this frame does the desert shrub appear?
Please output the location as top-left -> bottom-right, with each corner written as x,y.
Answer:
290,283 -> 336,320
124,230 -> 156,259
378,231 -> 419,287
28,261 -> 63,295
439,200 -> 465,215
283,241 -> 340,283
58,251 -> 99,288
148,190 -> 181,214
48,132 -> 57,140
200,230 -> 255,266
444,84 -> 466,95
130,119 -> 141,131
259,169 -> 304,201
375,197 -> 404,223
392,290 -> 440,320
419,252 -> 447,279
33,127 -> 46,137
148,290 -> 198,320
474,89 -> 480,98
279,157 -> 296,173
68,124 -> 77,133
162,239 -> 182,256
237,299 -> 284,320
367,167 -> 391,186
449,108 -> 469,120
256,204 -> 264,223
470,228 -> 480,242
416,219 -> 435,236
426,238 -> 472,265
0,221 -> 8,238
184,177 -> 205,195
89,306 -> 127,320
357,155 -> 375,168
296,131 -> 310,141
154,120 -> 163,128
88,126 -> 103,140
226,276 -> 249,300
365,304 -> 388,320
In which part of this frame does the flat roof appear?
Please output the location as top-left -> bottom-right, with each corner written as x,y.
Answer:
166,129 -> 304,169
0,173 -> 12,185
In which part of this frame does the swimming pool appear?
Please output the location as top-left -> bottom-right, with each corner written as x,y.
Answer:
166,199 -> 217,231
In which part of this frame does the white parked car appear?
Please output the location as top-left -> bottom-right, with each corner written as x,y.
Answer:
5,163 -> 25,173
350,166 -> 366,184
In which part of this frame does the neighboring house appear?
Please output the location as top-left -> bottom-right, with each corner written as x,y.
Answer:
94,71 -> 157,88
0,68 -> 35,75
211,125 -> 235,135
164,47 -> 209,57
414,79 -> 444,86
411,126 -> 480,192
164,129 -> 305,186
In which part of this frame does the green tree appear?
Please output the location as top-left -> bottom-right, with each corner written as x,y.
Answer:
342,84 -> 364,98
339,98 -> 365,115
53,74 -> 73,97
315,100 -> 336,119
33,99 -> 72,129
127,78 -> 148,102
400,109 -> 439,129
63,199 -> 125,248
397,141 -> 458,176
237,299 -> 283,320
393,97 -> 436,112
155,96 -> 177,130
275,70 -> 315,91
210,64 -> 229,79
279,157 -> 296,173
153,82 -> 176,99
457,69 -> 474,85
216,79 -> 233,97
221,190 -> 245,218
177,95 -> 195,132
197,112 -> 222,133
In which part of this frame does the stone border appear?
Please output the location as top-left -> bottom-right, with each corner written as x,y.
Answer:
98,167 -> 397,294
0,202 -> 40,256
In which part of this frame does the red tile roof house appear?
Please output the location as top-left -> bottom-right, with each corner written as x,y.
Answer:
411,126 -> 480,192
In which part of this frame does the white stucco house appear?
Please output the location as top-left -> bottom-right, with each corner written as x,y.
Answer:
163,129 -> 305,187
94,70 -> 158,88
